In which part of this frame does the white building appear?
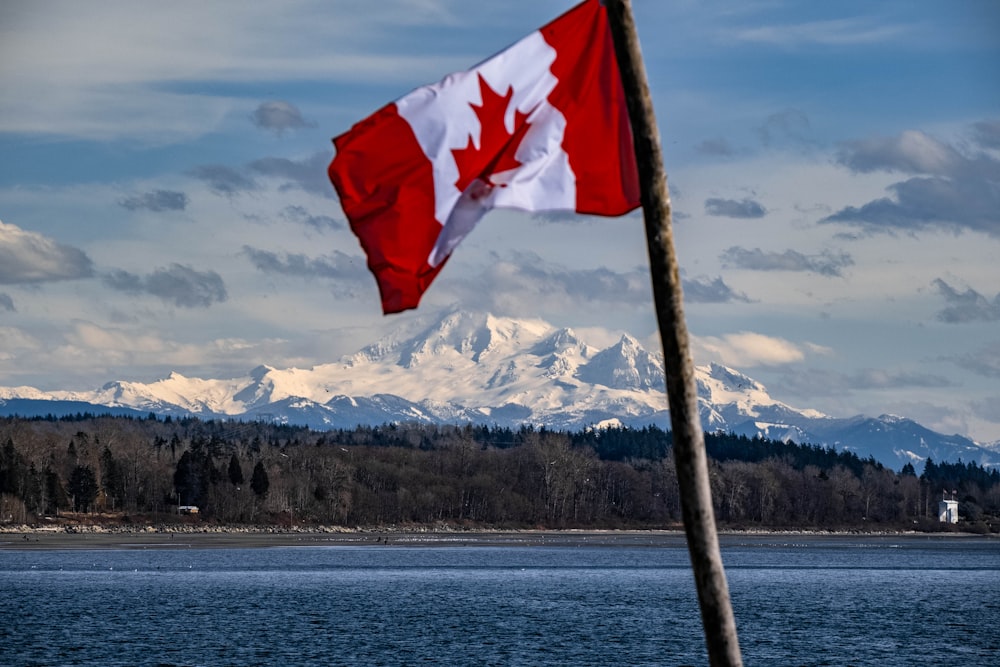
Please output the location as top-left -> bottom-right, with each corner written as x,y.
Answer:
938,498 -> 959,524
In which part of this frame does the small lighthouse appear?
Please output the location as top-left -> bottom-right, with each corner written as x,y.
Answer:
938,490 -> 959,524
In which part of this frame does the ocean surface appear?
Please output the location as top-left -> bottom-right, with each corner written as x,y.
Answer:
1,534 -> 997,666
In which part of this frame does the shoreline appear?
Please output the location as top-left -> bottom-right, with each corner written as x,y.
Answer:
1,524 -> 990,550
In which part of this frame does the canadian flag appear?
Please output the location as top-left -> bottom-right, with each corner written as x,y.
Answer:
329,0 -> 640,314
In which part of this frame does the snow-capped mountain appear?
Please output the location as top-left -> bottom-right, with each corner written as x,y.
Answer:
1,310 -> 996,470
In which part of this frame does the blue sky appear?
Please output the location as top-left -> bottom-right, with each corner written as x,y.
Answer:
1,0 -> 998,443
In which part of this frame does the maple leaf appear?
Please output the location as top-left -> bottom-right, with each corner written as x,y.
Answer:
452,74 -> 533,195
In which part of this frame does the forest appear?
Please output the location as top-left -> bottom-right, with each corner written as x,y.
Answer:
1,414 -> 997,533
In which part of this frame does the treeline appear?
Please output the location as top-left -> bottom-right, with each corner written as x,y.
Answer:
0,415 -> 997,532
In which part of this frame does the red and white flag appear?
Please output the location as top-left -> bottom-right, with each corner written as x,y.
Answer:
329,0 -> 640,314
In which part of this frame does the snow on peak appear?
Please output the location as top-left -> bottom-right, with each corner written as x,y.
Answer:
703,362 -> 764,392
531,327 -> 585,355
695,363 -> 780,417
694,362 -> 827,420
0,385 -> 51,400
397,310 -> 551,368
249,364 -> 274,381
0,310 -> 818,430
576,334 -> 665,391
3,310 -> 989,469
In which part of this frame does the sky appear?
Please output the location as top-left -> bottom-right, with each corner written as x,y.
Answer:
1,0 -> 998,443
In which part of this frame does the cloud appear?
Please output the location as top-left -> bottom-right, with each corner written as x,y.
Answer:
0,326 -> 40,361
449,255 -> 748,314
823,125 -> 1000,237
0,293 -> 14,312
66,320 -> 168,356
531,211 -> 590,224
682,275 -> 751,304
280,205 -> 343,231
530,210 -> 643,226
187,165 -> 258,196
834,130 -> 961,175
971,397 -> 1000,424
720,246 -> 853,277
103,264 -> 228,307
41,320 -> 296,383
694,331 -> 811,367
822,176 -> 1000,236
0,3 -> 463,141
948,341 -> 1000,379
772,366 -> 952,398
971,119 -> 1000,150
846,368 -> 952,390
250,100 -> 314,133
242,246 -> 369,282
704,197 -> 766,218
187,153 -> 333,199
757,109 -> 811,147
445,251 -> 650,315
729,18 -> 909,47
489,251 -> 648,303
932,278 -> 1000,323
119,189 -> 188,212
0,220 -> 94,284
248,152 -> 333,197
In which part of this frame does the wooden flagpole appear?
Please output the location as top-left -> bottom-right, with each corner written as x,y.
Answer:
604,2 -> 743,665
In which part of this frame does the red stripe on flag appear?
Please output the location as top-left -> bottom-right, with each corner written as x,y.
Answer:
329,104 -> 446,313
541,0 -> 640,215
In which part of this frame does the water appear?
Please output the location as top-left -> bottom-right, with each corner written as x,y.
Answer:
1,535 -> 997,666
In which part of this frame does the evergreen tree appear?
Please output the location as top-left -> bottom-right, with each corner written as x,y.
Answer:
250,461 -> 269,497
0,438 -> 22,495
23,463 -> 43,515
227,454 -> 244,486
173,450 -> 201,506
44,465 -> 68,515
100,446 -> 125,511
68,465 -> 99,513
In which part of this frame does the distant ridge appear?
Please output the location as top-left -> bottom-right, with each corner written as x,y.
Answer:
1,310 -> 996,471
0,398 -> 150,420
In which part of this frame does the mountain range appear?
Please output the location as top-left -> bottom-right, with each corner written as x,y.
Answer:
1,310 -> 996,471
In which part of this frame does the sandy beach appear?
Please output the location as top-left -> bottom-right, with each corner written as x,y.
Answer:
0,526 -> 709,550
2,524 -> 967,551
